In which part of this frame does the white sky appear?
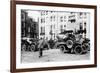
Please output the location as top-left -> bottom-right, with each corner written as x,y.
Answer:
27,10 -> 40,22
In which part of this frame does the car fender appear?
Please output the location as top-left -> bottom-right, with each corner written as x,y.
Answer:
54,42 -> 66,48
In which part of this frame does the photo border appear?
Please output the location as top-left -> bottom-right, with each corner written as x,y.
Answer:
10,0 -> 97,72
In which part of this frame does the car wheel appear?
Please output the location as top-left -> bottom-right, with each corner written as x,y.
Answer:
66,39 -> 73,49
82,43 -> 90,53
74,45 -> 83,54
30,44 -> 35,51
21,44 -> 26,51
59,45 -> 66,53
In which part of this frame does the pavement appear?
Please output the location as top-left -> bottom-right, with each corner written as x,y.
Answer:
21,49 -> 90,63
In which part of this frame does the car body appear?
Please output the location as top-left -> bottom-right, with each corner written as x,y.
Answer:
55,31 -> 90,54
21,37 -> 50,52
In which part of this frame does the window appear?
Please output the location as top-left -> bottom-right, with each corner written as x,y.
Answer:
41,11 -> 43,16
41,18 -> 43,23
80,23 -> 83,30
43,18 -> 45,23
54,16 -> 55,21
50,16 -> 53,22
28,27 -> 30,33
23,30 -> 25,37
41,18 -> 45,23
64,25 -> 66,30
60,25 -> 63,32
54,24 -> 55,29
68,19 -> 76,23
84,22 -> 86,27
21,13 -> 24,20
84,13 -> 87,15
84,13 -> 87,18
50,25 -> 53,35
64,25 -> 66,27
80,22 -> 82,25
84,22 -> 86,25
43,11 -> 45,15
64,16 -> 66,22
41,11 -> 45,16
51,11 -> 53,13
60,16 -> 63,22
50,25 -> 52,30
41,27 -> 43,33
71,12 -> 73,14
43,27 -> 45,33
46,11 -> 48,15
23,22 -> 25,28
41,27 -> 42,33
40,27 -> 43,35
64,16 -> 66,19
80,12 -> 83,16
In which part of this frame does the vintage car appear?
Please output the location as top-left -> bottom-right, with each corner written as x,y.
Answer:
21,37 -> 38,51
55,30 -> 90,54
21,37 -> 50,52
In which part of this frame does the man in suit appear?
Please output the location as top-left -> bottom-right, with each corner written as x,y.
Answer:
38,38 -> 45,58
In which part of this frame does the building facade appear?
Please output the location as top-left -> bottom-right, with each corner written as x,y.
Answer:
21,10 -> 39,39
38,11 -> 90,40
21,10 -> 90,40
39,11 -> 70,40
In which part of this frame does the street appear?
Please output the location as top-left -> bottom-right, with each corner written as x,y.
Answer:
21,49 -> 90,63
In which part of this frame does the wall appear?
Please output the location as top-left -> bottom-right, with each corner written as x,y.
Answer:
0,0 -> 100,73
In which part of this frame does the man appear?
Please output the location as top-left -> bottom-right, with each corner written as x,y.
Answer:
38,38 -> 45,58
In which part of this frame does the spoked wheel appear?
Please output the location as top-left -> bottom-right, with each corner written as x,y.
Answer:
82,43 -> 90,53
84,43 -> 90,50
74,45 -> 83,54
59,45 -> 66,53
30,44 -> 35,52
66,39 -> 74,53
66,39 -> 73,49
21,44 -> 26,51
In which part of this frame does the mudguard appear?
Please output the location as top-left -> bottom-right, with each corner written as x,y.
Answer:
54,42 -> 66,48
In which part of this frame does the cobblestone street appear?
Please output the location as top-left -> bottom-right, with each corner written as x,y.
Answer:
21,49 -> 90,63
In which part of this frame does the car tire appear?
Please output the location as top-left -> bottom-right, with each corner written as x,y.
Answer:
74,45 -> 83,54
21,44 -> 26,51
59,45 -> 66,53
66,39 -> 74,49
82,43 -> 90,53
30,44 -> 35,51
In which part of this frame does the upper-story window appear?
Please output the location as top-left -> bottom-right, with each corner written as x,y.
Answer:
84,13 -> 87,18
44,18 -> 45,23
51,11 -> 53,13
46,11 -> 48,15
80,23 -> 83,30
41,11 -> 45,16
60,16 -> 63,22
70,12 -> 73,14
41,18 -> 43,23
64,16 -> 66,19
41,18 -> 45,23
64,16 -> 66,22
64,25 -> 66,27
50,16 -> 53,22
40,27 -> 45,34
80,12 -> 83,16
84,13 -> 87,15
53,16 -> 55,21
84,22 -> 86,27
60,25 -> 63,32
41,11 -> 43,16
64,25 -> 66,29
